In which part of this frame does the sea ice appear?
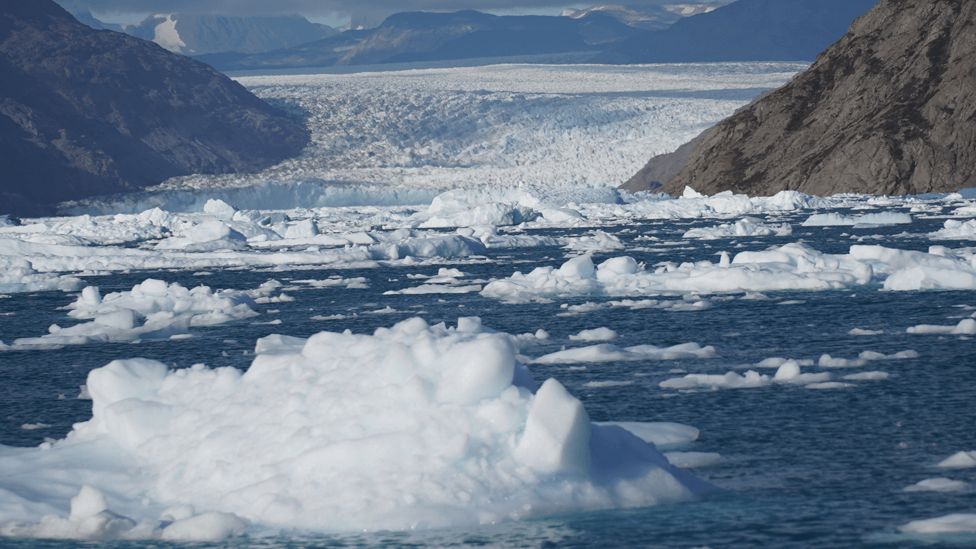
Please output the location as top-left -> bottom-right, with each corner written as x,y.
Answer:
802,212 -> 913,227
568,328 -> 618,342
937,451 -> 976,469
0,317 -> 707,539
900,514 -> 976,534
1,279 -> 283,350
903,478 -> 971,493
682,217 -> 792,240
531,342 -> 715,364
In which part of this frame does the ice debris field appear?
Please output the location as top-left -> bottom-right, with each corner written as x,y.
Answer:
1,63 -> 975,546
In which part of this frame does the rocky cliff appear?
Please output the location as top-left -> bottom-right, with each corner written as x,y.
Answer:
0,1 -> 309,215
623,0 -> 976,196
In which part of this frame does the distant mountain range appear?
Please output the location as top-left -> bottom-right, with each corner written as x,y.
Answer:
561,3 -> 727,31
624,0 -> 975,196
197,0 -> 878,72
599,0 -> 879,63
126,13 -> 337,55
60,1 -> 878,71
0,0 -> 309,215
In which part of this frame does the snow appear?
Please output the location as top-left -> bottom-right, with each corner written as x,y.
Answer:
0,317 -> 706,539
568,328 -> 618,342
900,514 -> 976,534
682,217 -> 792,239
937,451 -> 976,469
801,212 -> 913,227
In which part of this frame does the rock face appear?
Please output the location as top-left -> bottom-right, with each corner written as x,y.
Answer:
0,1 -> 309,215
624,0 -> 976,196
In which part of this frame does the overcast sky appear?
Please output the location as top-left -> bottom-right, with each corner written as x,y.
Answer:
59,0 -> 726,28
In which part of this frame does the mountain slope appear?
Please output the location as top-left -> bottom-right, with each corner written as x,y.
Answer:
602,0 -> 877,63
0,0 -> 309,215
127,13 -> 336,55
203,10 -> 638,71
623,0 -> 976,196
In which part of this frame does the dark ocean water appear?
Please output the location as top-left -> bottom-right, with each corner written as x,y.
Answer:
1,210 -> 974,547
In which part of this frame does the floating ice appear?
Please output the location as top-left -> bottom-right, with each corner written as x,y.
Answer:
568,328 -> 618,342
0,318 -> 707,539
907,319 -> 976,335
900,514 -> 976,534
564,231 -> 625,253
903,478 -> 971,493
682,217 -> 792,240
937,451 -> 976,469
0,258 -> 82,294
2,279 -> 283,350
482,243 -> 878,302
930,219 -> 976,241
802,212 -> 912,227
661,360 -> 831,391
532,342 -> 715,364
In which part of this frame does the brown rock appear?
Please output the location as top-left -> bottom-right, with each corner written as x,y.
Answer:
624,0 -> 976,196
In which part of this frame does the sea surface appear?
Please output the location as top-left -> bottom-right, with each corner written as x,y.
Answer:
2,211 -> 974,547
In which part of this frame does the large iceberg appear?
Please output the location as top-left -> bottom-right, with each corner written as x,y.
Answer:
0,318 -> 707,540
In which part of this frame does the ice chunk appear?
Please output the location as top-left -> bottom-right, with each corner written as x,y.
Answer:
532,342 -> 715,364
937,451 -> 976,469
802,212 -> 912,226
903,478 -> 970,493
900,514 -> 976,534
568,328 -> 618,342
0,318 -> 706,538
683,217 -> 792,240
515,379 -> 591,475
908,319 -> 976,335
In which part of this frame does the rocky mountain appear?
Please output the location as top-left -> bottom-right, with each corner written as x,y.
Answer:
623,0 -> 976,196
201,10 -> 640,71
0,0 -> 309,215
127,13 -> 336,55
602,0 -> 877,63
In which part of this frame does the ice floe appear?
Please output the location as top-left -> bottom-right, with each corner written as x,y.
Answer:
682,217 -> 792,240
937,451 -> 976,469
802,212 -> 913,227
1,279 -> 285,350
903,478 -> 971,493
900,514 -> 976,534
0,317 -> 708,539
531,342 -> 715,364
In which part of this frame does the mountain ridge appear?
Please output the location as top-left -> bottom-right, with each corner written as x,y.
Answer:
623,0 -> 976,196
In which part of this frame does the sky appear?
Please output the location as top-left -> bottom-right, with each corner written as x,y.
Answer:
59,0 -> 726,28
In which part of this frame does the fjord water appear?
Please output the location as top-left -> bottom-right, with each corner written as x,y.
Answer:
2,213 -> 974,546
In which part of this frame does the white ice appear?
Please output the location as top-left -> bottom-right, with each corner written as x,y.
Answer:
0,317 -> 707,540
